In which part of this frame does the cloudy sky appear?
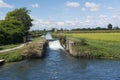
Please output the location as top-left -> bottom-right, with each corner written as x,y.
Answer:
0,0 -> 120,30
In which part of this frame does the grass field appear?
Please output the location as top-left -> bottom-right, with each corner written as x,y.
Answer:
65,33 -> 120,42
53,32 -> 120,59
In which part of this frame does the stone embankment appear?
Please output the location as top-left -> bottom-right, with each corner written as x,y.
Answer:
23,41 -> 47,59
59,37 -> 78,57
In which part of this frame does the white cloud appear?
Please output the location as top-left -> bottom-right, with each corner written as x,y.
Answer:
31,14 -> 120,30
87,16 -> 93,19
107,6 -> 115,10
85,2 -> 100,11
66,2 -> 80,8
112,15 -> 120,19
31,3 -> 39,8
81,7 -> 86,11
99,15 -> 107,19
57,22 -> 65,26
0,0 -> 13,8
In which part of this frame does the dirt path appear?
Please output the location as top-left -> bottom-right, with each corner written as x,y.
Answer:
0,44 -> 25,53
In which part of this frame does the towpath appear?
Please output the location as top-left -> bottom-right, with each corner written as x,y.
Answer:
0,44 -> 25,53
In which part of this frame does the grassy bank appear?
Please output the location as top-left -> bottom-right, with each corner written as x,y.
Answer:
0,47 -> 24,62
0,37 -> 46,63
52,32 -> 120,59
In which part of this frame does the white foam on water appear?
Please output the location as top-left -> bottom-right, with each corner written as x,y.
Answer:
45,33 -> 52,40
49,40 -> 64,50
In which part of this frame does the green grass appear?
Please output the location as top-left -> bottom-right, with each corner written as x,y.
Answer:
65,33 -> 120,42
0,47 -> 24,62
0,37 -> 46,63
53,32 -> 120,59
33,37 -> 46,42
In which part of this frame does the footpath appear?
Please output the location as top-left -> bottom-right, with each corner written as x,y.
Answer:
0,44 -> 25,53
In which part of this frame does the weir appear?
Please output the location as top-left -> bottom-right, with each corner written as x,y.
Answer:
45,33 -> 64,50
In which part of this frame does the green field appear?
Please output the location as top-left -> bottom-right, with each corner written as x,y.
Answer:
65,33 -> 120,42
53,32 -> 120,59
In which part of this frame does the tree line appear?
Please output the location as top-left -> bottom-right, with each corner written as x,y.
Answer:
71,24 -> 119,31
0,8 -> 32,45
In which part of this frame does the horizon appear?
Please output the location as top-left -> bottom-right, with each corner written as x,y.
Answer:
0,0 -> 120,30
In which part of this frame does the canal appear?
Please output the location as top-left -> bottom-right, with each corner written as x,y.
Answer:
0,33 -> 120,80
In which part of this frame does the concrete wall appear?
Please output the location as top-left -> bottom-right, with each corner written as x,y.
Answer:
61,39 -> 79,57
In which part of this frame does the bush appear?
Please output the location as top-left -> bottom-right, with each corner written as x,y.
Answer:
59,36 -> 66,44
80,39 -> 87,45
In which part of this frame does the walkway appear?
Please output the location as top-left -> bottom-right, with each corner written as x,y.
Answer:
0,44 -> 25,53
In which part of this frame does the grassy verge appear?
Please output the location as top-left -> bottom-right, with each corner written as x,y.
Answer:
52,32 -> 120,59
0,47 -> 24,62
0,37 -> 46,63
71,38 -> 120,59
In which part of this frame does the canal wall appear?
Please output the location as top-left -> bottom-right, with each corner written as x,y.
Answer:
52,34 -> 89,57
60,39 -> 79,57
23,40 -> 48,59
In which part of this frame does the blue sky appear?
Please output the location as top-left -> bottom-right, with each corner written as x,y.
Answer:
0,0 -> 120,30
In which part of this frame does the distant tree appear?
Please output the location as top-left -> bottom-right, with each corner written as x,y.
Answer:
60,28 -> 63,31
96,27 -> 101,30
51,28 -> 55,32
43,29 -> 46,32
107,24 -> 113,30
113,26 -> 119,30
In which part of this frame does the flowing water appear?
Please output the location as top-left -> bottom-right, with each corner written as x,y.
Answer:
0,33 -> 120,80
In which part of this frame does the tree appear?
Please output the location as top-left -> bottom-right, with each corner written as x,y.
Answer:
0,20 -> 24,45
0,8 -> 33,45
5,8 -> 33,35
96,27 -> 101,30
107,24 -> 113,30
60,28 -> 64,31
51,28 -> 55,32
113,26 -> 119,30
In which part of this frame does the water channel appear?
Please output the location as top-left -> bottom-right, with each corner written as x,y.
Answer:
0,33 -> 120,80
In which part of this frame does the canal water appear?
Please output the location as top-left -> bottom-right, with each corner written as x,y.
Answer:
0,33 -> 120,80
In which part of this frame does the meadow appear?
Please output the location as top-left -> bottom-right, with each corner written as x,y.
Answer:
65,33 -> 120,42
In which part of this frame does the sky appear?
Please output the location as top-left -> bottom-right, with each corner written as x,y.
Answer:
0,0 -> 120,30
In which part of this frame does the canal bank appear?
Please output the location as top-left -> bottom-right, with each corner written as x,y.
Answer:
0,37 -> 47,64
0,33 -> 120,80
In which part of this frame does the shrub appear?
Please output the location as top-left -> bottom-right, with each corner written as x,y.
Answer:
80,39 -> 87,45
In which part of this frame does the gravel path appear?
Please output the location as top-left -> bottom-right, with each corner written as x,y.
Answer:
0,44 -> 25,53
